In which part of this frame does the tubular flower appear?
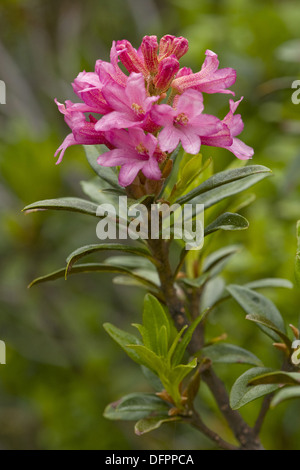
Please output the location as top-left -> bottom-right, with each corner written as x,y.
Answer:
201,97 -> 254,160
54,100 -> 110,164
171,49 -> 236,95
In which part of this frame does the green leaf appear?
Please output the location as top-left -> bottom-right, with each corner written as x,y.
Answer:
167,326 -> 188,365
179,273 -> 209,288
141,366 -> 163,391
65,243 -> 155,275
132,269 -> 160,287
80,178 -> 124,205
134,416 -> 181,435
204,212 -> 249,236
246,314 -> 291,347
244,278 -> 293,290
141,294 -> 172,355
168,359 -> 198,386
201,277 -> 225,310
172,311 -> 207,366
127,344 -> 164,373
112,276 -> 160,297
158,325 -> 169,358
271,386 -> 300,408
105,255 -> 154,269
227,285 -> 287,343
202,343 -> 263,366
23,197 -> 99,217
83,144 -> 122,190
103,322 -> 142,364
29,263 -> 159,290
103,393 -> 169,421
248,371 -> 300,386
203,245 -> 241,277
169,153 -> 202,201
169,154 -> 212,203
230,367 -> 279,410
161,358 -> 198,406
176,165 -> 271,206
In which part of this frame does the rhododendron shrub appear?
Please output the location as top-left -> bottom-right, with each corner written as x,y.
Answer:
24,35 -> 300,451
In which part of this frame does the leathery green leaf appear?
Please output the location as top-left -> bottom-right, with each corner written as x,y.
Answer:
134,416 -> 181,435
230,367 -> 278,410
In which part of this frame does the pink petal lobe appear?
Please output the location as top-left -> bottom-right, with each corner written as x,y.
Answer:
176,89 -> 204,117
179,129 -> 201,155
227,138 -> 254,160
118,161 -> 146,187
158,126 -> 180,153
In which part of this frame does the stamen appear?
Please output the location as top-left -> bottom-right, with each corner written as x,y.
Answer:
135,143 -> 149,155
174,112 -> 189,126
131,103 -> 145,117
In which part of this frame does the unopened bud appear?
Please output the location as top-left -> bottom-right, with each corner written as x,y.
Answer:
141,35 -> 158,74
115,40 -> 145,74
159,35 -> 189,61
289,323 -> 300,339
273,342 -> 289,354
156,390 -> 174,405
153,55 -> 180,93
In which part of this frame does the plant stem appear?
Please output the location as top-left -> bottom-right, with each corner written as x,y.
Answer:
187,409 -> 239,451
147,236 -> 264,450
201,368 -> 263,450
254,394 -> 273,436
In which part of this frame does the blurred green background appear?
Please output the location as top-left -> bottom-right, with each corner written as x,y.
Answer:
0,0 -> 299,450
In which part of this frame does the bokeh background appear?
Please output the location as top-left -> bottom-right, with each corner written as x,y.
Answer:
0,0 -> 299,450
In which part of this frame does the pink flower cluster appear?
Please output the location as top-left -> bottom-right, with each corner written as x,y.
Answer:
55,35 -> 254,187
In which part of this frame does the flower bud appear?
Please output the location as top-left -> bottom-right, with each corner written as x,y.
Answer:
153,55 -> 180,93
141,35 -> 159,74
158,35 -> 189,61
115,40 -> 146,74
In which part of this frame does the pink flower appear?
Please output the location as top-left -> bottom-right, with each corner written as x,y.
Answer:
54,100 -> 109,163
151,89 -> 223,154
95,41 -> 128,88
95,73 -> 158,132
97,128 -> 161,187
201,97 -> 254,160
171,50 -> 236,95
71,71 -> 112,115
72,71 -> 101,96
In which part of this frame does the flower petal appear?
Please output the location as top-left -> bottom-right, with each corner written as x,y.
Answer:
158,126 -> 180,153
118,161 -> 146,187
179,129 -> 201,154
95,111 -> 138,131
227,138 -> 254,160
54,133 -> 77,164
176,89 -> 204,117
142,155 -> 162,181
97,148 -> 132,167
125,73 -> 147,106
